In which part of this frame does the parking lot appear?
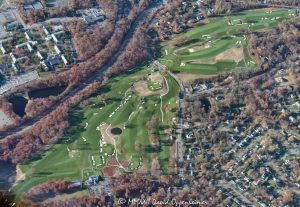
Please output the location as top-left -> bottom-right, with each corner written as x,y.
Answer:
0,109 -> 12,128
0,9 -> 17,38
0,71 -> 39,96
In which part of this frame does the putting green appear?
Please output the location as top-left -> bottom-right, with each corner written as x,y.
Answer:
148,81 -> 163,91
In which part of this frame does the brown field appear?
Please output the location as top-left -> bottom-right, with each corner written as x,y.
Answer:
176,73 -> 217,84
102,159 -> 128,177
149,72 -> 164,83
13,164 -> 25,186
132,72 -> 167,96
0,110 -> 13,129
188,46 -> 244,65
216,47 -> 244,63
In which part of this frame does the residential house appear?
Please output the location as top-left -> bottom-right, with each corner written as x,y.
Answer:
36,51 -> 44,60
43,26 -> 50,36
0,43 -> 7,54
27,43 -> 34,52
54,45 -> 61,54
61,54 -> 68,65
47,55 -> 61,67
24,32 -> 31,41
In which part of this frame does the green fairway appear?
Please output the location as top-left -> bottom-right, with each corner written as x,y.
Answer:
160,8 -> 296,74
13,67 -> 179,199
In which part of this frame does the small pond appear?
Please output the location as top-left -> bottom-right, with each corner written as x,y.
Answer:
111,127 -> 123,135
200,98 -> 211,113
28,86 -> 66,99
8,96 -> 28,117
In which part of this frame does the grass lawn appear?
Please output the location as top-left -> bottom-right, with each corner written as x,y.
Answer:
13,67 -> 179,199
159,8 -> 296,74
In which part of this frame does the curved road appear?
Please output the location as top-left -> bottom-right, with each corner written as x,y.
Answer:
0,1 -> 162,138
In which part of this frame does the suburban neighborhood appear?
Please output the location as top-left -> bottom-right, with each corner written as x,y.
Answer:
0,0 -> 299,206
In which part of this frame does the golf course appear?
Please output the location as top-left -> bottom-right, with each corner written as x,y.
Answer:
11,7 -> 297,200
12,65 -> 179,199
160,8 -> 296,74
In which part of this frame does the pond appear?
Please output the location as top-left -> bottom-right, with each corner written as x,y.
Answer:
0,161 -> 16,192
8,96 -> 28,117
28,86 -> 66,99
200,98 -> 211,113
111,127 -> 123,135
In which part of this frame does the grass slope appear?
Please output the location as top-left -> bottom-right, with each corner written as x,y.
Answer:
13,68 -> 179,199
160,8 -> 296,74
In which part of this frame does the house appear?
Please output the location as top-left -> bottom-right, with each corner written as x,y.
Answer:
43,26 -> 50,35
51,34 -> 59,43
27,43 -> 34,52
32,2 -> 44,10
0,43 -> 7,54
47,55 -> 61,67
12,63 -> 19,73
52,25 -> 64,32
41,60 -> 49,71
24,32 -> 31,41
15,42 -> 27,49
45,35 -> 52,41
29,40 -> 38,46
61,54 -> 68,65
5,22 -> 23,32
36,51 -> 44,60
87,175 -> 100,185
80,7 -> 105,24
54,45 -> 61,54
23,4 -> 34,11
10,53 -> 17,63
52,31 -> 64,43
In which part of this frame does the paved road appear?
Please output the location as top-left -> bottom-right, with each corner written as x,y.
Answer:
28,17 -> 79,29
260,3 -> 300,10
0,1 -> 162,138
219,180 -> 255,206
168,70 -> 185,176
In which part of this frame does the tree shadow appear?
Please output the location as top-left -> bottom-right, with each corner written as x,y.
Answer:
89,84 -> 112,98
143,145 -> 162,153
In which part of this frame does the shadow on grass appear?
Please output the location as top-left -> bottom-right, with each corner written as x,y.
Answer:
106,97 -> 123,103
33,172 -> 53,177
91,102 -> 105,109
143,145 -> 162,153
58,108 -> 85,144
76,144 -> 92,151
89,84 -> 112,98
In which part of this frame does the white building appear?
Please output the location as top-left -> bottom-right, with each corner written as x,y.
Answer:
61,54 -> 68,65
27,42 -> 34,52
36,51 -> 44,60
24,31 -> 31,41
43,26 -> 50,35
0,43 -> 7,54
54,45 -> 61,54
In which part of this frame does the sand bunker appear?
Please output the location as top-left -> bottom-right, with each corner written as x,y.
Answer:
188,43 -> 211,53
98,123 -> 117,145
